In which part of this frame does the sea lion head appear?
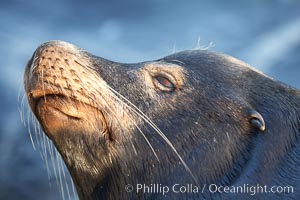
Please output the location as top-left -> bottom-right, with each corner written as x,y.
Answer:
24,41 -> 300,199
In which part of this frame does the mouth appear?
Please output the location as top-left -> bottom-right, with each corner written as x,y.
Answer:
27,82 -> 101,118
27,85 -> 110,139
28,86 -> 81,118
36,94 -> 82,120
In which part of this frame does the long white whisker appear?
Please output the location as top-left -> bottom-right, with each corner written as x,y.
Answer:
49,140 -> 60,194
56,150 -> 66,200
19,94 -> 27,127
131,120 -> 160,161
28,112 -> 36,151
41,66 -> 47,102
59,154 -> 71,200
76,79 -> 161,162
26,103 -> 37,150
103,84 -> 197,183
71,176 -> 78,200
33,117 -> 41,150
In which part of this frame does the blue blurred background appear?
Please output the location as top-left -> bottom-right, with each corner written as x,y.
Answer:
1,0 -> 299,199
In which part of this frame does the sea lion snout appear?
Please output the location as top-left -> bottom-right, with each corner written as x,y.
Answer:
25,40 -> 105,111
24,41 -> 114,141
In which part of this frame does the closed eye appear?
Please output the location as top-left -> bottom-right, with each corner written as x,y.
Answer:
153,76 -> 176,92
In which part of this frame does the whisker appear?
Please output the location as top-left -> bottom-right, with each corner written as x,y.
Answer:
26,102 -> 37,150
104,84 -> 197,183
131,120 -> 160,161
30,52 -> 39,74
42,127 -> 51,179
70,77 -> 158,162
59,154 -> 71,200
88,89 -> 160,161
56,150 -> 66,200
71,177 -> 78,200
17,80 -> 27,127
45,135 -> 53,180
28,113 -> 36,151
41,66 -> 47,102
71,67 -> 195,180
130,140 -> 138,156
49,140 -> 60,195
19,94 -> 27,127
33,116 -> 41,150
166,59 -> 186,65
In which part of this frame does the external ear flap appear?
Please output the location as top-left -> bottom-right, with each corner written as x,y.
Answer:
248,110 -> 266,132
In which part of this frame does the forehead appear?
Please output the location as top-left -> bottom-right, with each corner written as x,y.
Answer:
163,50 -> 265,75
143,62 -> 186,73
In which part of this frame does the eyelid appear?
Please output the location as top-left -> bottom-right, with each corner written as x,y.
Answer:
150,71 -> 177,92
149,70 -> 177,86
155,76 -> 174,88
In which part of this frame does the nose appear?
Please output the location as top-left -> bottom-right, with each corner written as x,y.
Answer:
35,40 -> 81,55
26,40 -> 86,76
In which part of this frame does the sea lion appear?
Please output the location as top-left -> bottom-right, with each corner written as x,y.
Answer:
24,41 -> 300,200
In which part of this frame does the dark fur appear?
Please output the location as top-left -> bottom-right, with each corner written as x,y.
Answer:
24,41 -> 300,199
